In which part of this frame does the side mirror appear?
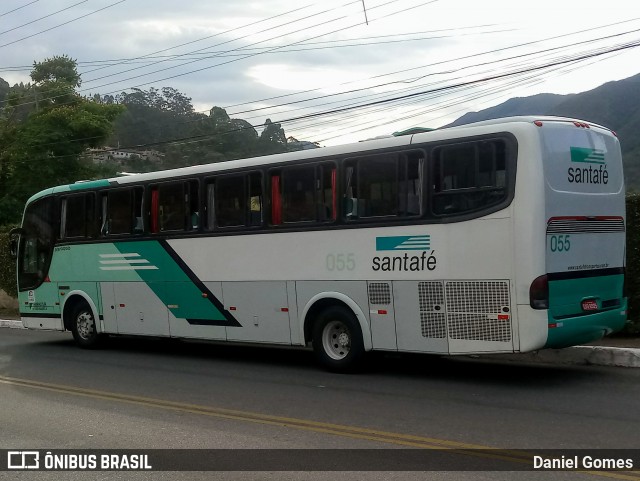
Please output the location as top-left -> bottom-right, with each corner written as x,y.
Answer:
8,227 -> 23,259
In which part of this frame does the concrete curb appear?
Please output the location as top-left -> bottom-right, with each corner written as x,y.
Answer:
1,319 -> 639,367
475,346 -> 640,368
0,319 -> 24,329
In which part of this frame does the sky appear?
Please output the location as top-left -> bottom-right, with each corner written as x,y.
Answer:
1,0 -> 639,147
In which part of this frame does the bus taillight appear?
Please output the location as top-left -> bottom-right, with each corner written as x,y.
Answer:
530,275 -> 549,309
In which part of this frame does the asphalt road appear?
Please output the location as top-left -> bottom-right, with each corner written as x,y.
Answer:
1,328 -> 640,481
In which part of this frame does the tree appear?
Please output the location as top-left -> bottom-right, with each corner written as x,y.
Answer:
0,56 -> 124,225
110,86 -> 201,150
30,54 -> 81,87
259,118 -> 287,155
0,78 -> 9,106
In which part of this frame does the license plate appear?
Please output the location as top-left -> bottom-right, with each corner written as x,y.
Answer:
581,299 -> 598,311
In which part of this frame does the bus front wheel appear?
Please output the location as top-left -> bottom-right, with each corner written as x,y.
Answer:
70,303 -> 101,348
312,306 -> 364,372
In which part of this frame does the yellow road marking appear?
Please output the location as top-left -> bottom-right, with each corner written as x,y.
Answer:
1,374 -> 638,479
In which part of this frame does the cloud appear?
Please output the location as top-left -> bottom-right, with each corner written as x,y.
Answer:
1,0 -> 638,145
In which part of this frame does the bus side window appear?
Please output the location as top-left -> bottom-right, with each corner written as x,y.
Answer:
205,183 -> 215,229
345,155 -> 398,218
104,189 -> 134,235
362,155 -> 397,217
100,195 -> 108,235
158,182 -> 186,232
344,151 -> 423,221
281,166 -> 316,223
61,194 -> 95,239
99,187 -> 143,236
188,180 -> 200,230
249,172 -> 263,227
271,174 -> 282,225
150,188 -> 159,233
215,175 -> 246,228
432,140 -> 507,216
205,174 -> 260,230
318,164 -> 336,221
133,187 -> 144,233
399,153 -> 423,216
344,163 -> 359,218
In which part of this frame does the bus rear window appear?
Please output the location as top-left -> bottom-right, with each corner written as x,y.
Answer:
542,127 -> 622,194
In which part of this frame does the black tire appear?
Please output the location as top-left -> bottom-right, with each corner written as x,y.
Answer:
70,302 -> 102,348
312,306 -> 365,372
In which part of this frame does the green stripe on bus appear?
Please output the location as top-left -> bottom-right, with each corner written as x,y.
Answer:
68,180 -> 111,191
113,241 -> 228,322
570,146 -> 605,165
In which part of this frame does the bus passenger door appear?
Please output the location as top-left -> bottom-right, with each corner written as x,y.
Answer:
223,281 -> 292,344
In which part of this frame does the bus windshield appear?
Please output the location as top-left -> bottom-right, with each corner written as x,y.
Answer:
18,196 -> 55,291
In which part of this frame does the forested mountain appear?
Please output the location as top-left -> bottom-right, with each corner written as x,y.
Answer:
98,88 -> 289,171
446,73 -> 640,189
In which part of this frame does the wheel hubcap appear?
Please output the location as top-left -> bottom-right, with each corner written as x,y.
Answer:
77,311 -> 94,340
322,320 -> 351,360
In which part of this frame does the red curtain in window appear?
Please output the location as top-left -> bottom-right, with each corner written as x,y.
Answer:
331,168 -> 337,220
271,175 -> 282,225
150,188 -> 159,233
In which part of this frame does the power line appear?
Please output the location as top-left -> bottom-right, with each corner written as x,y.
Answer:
80,0 -> 366,84
34,39 -> 640,160
16,27 -> 634,155
163,40 -> 640,146
223,16 -> 640,112
4,0 -> 372,104
0,24 -> 503,72
0,0 -> 128,49
81,0 -> 421,93
3,4 -> 628,155
0,0 -> 88,37
226,27 -> 640,119
8,0 -> 436,108
0,0 -> 40,18
79,1 -> 320,77
273,40 -> 640,127
317,50 -> 626,142
312,64 -> 578,142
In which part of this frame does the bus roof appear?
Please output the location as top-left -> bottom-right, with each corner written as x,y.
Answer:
442,115 -> 612,132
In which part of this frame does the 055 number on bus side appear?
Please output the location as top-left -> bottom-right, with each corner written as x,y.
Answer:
325,253 -> 356,271
548,235 -> 571,252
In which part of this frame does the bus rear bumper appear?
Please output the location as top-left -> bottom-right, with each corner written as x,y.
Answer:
544,298 -> 627,349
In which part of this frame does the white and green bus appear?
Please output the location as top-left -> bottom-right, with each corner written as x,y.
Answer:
10,116 -> 627,371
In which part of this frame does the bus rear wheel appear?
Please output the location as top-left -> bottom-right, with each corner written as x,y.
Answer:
312,306 -> 364,372
70,303 -> 101,348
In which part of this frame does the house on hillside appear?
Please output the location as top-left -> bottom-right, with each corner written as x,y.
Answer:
88,148 -> 164,165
